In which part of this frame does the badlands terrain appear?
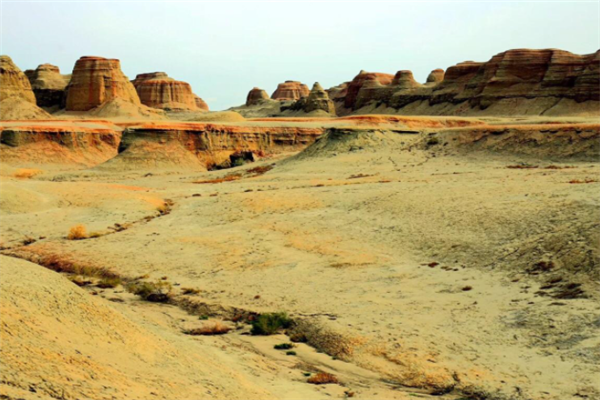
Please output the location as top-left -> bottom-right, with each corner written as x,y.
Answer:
0,49 -> 599,400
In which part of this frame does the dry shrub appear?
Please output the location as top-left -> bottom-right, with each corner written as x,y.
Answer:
69,276 -> 92,287
246,165 -> 273,176
195,173 -> 242,184
96,277 -> 122,289
348,173 -> 373,179
67,225 -> 88,240
290,319 -> 365,360
181,287 -> 201,295
307,372 -> 339,385
569,179 -> 598,184
126,280 -> 172,302
13,168 -> 43,179
183,321 -> 231,336
32,250 -> 119,279
506,164 -> 538,169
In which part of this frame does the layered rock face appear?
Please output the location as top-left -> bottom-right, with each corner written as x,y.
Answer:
65,56 -> 140,111
336,49 -> 600,116
194,95 -> 209,111
0,55 -> 36,104
132,72 -> 200,111
302,82 -> 336,114
0,120 -> 121,165
246,87 -> 270,106
271,81 -> 310,101
343,71 -> 395,109
24,64 -> 70,109
426,69 -> 445,84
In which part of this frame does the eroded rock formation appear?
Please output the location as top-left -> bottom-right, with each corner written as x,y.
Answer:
335,49 -> 600,116
426,69 -> 445,84
25,64 -> 70,109
0,55 -> 36,104
246,87 -> 270,106
132,72 -> 200,111
271,81 -> 310,101
302,82 -> 336,114
65,56 -> 140,111
194,95 -> 209,111
344,71 -> 395,109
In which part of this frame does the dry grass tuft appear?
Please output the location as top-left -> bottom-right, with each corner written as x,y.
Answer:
183,321 -> 231,336
13,168 -> 43,179
246,165 -> 273,176
96,277 -> 122,289
126,280 -> 172,302
195,173 -> 242,184
67,224 -> 88,240
307,372 -> 339,385
568,179 -> 598,184
181,287 -> 201,295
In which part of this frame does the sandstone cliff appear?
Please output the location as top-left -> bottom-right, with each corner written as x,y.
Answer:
271,81 -> 310,101
25,63 -> 70,109
194,95 -> 209,111
132,72 -> 200,111
65,56 -> 140,111
336,49 -> 600,116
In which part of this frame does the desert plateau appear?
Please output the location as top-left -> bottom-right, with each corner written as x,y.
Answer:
0,2 -> 599,400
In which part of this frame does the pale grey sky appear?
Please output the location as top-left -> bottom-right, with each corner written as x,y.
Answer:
1,0 -> 598,110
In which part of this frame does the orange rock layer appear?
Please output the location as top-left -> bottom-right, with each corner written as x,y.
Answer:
66,56 -> 140,111
271,81 -> 310,101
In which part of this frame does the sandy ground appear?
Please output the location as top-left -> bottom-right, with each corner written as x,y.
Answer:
1,116 -> 599,400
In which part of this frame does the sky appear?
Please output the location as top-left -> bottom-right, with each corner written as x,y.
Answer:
1,0 -> 598,110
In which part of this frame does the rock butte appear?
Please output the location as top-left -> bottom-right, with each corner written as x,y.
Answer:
24,63 -> 70,109
65,56 -> 140,111
296,82 -> 337,115
271,81 -> 310,101
246,87 -> 270,106
132,72 -> 203,111
426,68 -> 445,84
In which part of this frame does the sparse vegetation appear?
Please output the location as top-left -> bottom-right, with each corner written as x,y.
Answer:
274,343 -> 294,350
307,372 -> 339,385
506,164 -> 538,169
183,321 -> 231,335
568,178 -> 598,184
246,165 -> 273,176
286,351 -> 297,356
126,280 -> 172,302
195,173 -> 242,184
250,312 -> 292,335
69,276 -> 92,287
181,287 -> 201,295
67,224 -> 88,240
96,277 -> 122,289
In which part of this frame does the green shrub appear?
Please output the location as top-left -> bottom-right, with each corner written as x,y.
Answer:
286,351 -> 297,356
250,312 -> 292,335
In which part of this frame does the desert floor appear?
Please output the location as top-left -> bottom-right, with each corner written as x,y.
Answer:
1,116 -> 599,400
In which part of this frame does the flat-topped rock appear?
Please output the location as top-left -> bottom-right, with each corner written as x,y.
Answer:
132,72 -> 202,111
344,71 -> 394,109
271,81 -> 310,101
24,63 -> 70,109
65,56 -> 140,111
